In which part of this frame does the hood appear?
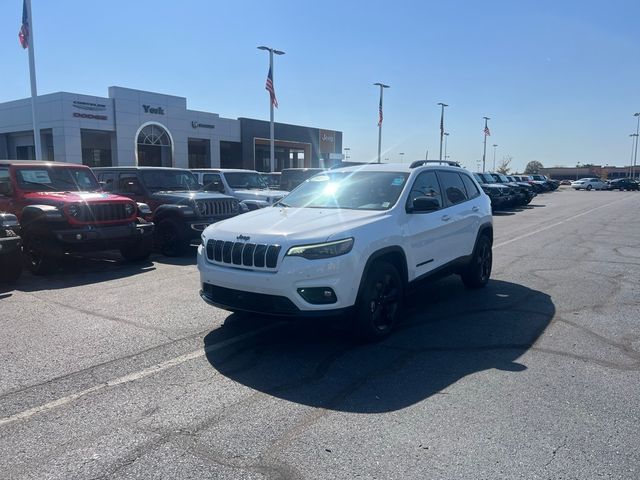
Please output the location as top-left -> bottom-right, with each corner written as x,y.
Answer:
23,191 -> 132,204
204,207 -> 387,245
151,191 -> 235,203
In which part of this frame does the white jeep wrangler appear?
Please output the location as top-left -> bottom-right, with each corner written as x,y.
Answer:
197,161 -> 493,340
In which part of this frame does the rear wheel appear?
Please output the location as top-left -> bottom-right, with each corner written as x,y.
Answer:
353,261 -> 404,342
22,234 -> 57,275
157,219 -> 188,257
586,184 -> 593,191
461,235 -> 492,289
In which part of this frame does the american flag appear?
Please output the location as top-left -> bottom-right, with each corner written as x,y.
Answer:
18,0 -> 29,49
265,65 -> 278,108
378,96 -> 383,127
484,125 -> 491,136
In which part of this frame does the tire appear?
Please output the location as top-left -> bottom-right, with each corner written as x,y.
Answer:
120,235 -> 152,262
352,261 -> 404,342
586,185 -> 592,191
157,219 -> 189,257
461,235 -> 492,289
22,234 -> 57,275
0,254 -> 22,283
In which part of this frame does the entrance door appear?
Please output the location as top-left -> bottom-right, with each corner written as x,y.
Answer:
137,124 -> 172,167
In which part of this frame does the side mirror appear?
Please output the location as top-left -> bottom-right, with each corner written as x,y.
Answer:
0,181 -> 13,197
409,196 -> 440,213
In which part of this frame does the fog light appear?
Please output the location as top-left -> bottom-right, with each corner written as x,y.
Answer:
75,234 -> 82,240
297,287 -> 337,305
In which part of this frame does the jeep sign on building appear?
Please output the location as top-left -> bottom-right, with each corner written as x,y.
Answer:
0,86 -> 342,172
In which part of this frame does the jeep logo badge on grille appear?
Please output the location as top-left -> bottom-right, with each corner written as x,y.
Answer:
236,234 -> 250,241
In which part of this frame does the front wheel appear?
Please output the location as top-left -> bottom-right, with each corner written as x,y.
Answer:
352,261 -> 404,342
22,235 -> 57,275
461,235 -> 492,289
0,254 -> 22,283
586,185 -> 593,191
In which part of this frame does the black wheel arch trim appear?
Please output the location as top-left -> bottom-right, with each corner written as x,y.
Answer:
356,246 -> 409,303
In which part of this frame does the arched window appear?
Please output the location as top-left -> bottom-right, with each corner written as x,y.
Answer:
136,124 -> 173,167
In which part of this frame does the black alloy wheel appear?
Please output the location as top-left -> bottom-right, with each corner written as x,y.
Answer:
461,235 -> 492,289
353,261 -> 404,341
22,235 -> 57,275
157,219 -> 188,257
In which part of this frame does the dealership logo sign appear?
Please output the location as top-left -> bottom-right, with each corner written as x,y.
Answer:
191,121 -> 216,129
73,112 -> 107,120
143,105 -> 165,115
321,133 -> 335,142
73,100 -> 107,112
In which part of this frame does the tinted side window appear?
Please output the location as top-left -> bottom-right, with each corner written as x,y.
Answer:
460,173 -> 480,199
437,171 -> 469,206
118,173 -> 143,194
98,172 -> 116,192
202,173 -> 224,193
407,171 -> 443,210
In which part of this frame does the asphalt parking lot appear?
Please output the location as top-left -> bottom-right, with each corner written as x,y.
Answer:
1,188 -> 639,479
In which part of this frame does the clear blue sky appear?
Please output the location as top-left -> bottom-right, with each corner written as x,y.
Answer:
1,0 -> 639,172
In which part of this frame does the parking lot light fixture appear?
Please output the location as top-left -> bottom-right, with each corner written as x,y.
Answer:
492,144 -> 498,171
576,162 -> 581,181
632,113 -> 640,179
630,133 -> 639,178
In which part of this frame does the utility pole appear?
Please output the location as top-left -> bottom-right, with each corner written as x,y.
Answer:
438,102 -> 448,160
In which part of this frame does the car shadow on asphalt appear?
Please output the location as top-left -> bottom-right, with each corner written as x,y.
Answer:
2,251 -> 157,293
203,277 -> 554,413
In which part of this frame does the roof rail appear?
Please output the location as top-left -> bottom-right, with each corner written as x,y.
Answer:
409,160 -> 461,168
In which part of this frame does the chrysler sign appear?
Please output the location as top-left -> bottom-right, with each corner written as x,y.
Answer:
73,100 -> 107,112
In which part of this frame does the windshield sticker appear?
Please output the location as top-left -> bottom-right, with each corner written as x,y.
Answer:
21,170 -> 52,184
391,177 -> 405,186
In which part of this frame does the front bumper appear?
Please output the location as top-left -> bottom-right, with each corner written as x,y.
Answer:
53,222 -> 153,250
197,244 -> 361,315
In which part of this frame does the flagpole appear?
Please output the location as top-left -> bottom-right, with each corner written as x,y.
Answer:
25,0 -> 42,160
374,82 -> 389,164
482,116 -> 490,172
268,49 -> 275,173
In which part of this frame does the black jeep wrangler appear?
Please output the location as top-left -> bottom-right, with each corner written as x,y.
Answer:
94,167 -> 243,256
0,212 -> 22,283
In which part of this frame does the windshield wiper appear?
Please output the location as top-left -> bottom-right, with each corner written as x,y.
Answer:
275,201 -> 291,207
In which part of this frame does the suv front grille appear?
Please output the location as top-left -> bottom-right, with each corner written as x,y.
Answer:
76,203 -> 132,223
199,199 -> 238,217
206,239 -> 281,269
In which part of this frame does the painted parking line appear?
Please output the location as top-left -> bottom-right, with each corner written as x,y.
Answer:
0,323 -> 282,428
494,196 -> 633,249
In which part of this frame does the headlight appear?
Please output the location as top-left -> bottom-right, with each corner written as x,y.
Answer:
68,204 -> 81,217
195,201 -> 207,216
286,238 -> 354,260
137,202 -> 152,215
125,203 -> 135,216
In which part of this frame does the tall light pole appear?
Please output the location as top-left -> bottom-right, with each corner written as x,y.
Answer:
438,102 -> 448,160
633,112 -> 640,179
630,134 -> 638,178
492,144 -> 498,171
576,162 -> 581,181
258,45 -> 285,172
399,152 -> 405,163
374,83 -> 390,163
482,117 -> 490,172
443,132 -> 449,161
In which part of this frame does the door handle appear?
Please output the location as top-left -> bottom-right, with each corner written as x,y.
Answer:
472,206 -> 479,212
441,215 -> 451,222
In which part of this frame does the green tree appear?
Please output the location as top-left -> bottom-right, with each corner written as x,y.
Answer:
524,160 -> 544,174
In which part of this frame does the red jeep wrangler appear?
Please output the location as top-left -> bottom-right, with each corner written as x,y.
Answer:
0,160 -> 154,274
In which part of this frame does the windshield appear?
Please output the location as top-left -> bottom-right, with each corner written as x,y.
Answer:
140,170 -> 200,192
473,173 -> 486,184
279,171 -> 409,210
15,167 -> 101,192
224,172 -> 268,189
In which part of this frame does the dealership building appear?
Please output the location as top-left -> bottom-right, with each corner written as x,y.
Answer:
0,86 -> 343,171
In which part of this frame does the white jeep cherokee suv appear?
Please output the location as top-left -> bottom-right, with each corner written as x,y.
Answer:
198,161 -> 493,340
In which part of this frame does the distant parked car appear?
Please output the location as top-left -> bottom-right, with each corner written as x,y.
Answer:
607,178 -> 639,191
571,178 -> 607,191
560,180 -> 572,185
